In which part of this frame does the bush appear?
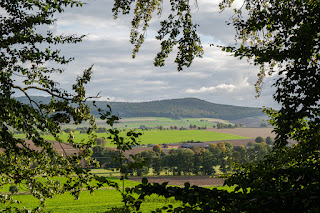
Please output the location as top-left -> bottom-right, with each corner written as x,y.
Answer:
260,123 -> 268,128
255,136 -> 265,143
9,185 -> 19,195
54,180 -> 61,186
152,144 -> 162,153
266,136 -> 273,145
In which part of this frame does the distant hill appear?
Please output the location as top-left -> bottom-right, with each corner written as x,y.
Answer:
16,96 -> 263,120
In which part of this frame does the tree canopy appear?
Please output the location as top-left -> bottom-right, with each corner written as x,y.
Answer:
0,0 -> 108,211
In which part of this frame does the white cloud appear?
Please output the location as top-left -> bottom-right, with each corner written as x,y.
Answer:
186,84 -> 236,94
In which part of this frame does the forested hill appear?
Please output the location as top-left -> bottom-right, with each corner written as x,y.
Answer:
16,96 -> 263,120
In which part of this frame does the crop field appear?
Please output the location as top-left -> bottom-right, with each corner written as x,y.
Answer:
206,128 -> 276,139
15,129 -> 248,147
131,130 -> 248,145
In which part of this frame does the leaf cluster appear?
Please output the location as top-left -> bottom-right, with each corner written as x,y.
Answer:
112,0 -> 203,71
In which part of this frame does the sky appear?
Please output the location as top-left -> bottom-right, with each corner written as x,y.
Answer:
41,0 -> 278,108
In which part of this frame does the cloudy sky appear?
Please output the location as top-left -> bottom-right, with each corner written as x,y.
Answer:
44,0 -> 278,108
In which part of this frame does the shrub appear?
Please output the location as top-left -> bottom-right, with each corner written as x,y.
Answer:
255,136 -> 265,143
153,144 -> 162,153
54,180 -> 61,186
266,136 -> 273,145
260,123 -> 268,128
9,185 -> 19,195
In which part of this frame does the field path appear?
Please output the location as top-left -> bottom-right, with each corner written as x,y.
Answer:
205,128 -> 276,139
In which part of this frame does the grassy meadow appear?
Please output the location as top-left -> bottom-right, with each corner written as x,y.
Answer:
14,129 -> 248,147
1,175 -> 234,212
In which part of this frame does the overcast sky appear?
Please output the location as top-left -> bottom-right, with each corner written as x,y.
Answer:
41,0 -> 278,108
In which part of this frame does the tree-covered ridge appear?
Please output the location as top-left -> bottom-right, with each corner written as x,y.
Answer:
16,96 -> 263,120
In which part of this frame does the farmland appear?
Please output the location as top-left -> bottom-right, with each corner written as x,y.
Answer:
64,117 -> 233,129
1,176 -> 231,212
15,129 -> 249,147
9,117 -> 274,212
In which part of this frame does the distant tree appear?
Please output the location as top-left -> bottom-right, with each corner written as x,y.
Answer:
139,125 -> 147,130
95,137 -> 107,147
201,149 -> 216,175
232,145 -> 247,164
152,144 -> 162,153
255,136 -> 265,143
265,136 -> 273,145
9,185 -> 19,195
224,142 -> 233,155
247,143 -> 270,162
246,142 -> 254,147
96,127 -> 107,133
176,149 -> 195,175
217,142 -> 227,153
260,123 -> 268,128
63,128 -> 72,133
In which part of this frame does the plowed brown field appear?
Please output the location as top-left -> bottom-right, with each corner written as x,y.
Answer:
206,128 -> 276,138
129,176 -> 225,186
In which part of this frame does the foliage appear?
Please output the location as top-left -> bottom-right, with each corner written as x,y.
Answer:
260,123 -> 268,128
0,0 -> 102,211
93,142 -> 270,177
152,144 -> 162,153
9,185 -> 19,195
255,136 -> 265,143
112,0 -> 203,71
265,136 -> 273,145
0,0 -> 140,211
218,0 -> 320,210
95,137 -> 108,146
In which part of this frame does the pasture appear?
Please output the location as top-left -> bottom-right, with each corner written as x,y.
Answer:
1,175 -> 233,212
14,129 -> 248,147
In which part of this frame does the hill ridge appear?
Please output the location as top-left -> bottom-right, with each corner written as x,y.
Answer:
15,96 -> 263,120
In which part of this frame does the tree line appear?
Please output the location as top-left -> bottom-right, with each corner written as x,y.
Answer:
92,139 -> 273,176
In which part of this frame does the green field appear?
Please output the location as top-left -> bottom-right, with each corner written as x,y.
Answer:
63,117 -> 232,129
1,177 -> 234,212
4,188 -> 181,212
15,129 -> 248,147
